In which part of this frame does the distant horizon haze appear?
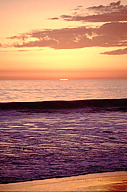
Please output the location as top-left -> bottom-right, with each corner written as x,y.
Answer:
0,69 -> 127,80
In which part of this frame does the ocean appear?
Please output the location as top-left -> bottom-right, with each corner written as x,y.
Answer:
0,79 -> 127,184
0,79 -> 127,102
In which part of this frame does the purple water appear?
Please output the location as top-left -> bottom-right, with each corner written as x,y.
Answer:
0,79 -> 127,183
0,108 -> 127,183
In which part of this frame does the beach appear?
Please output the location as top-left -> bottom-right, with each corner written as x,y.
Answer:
0,171 -> 127,191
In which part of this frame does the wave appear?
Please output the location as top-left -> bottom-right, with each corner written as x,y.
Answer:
0,98 -> 127,112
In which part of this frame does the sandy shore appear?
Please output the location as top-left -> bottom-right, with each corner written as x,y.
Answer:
0,171 -> 127,191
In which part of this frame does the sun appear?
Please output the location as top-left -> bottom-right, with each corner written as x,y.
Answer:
60,79 -> 68,81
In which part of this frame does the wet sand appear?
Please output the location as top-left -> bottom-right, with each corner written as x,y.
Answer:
0,171 -> 127,191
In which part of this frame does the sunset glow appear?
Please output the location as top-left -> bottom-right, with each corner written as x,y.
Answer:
0,1 -> 127,187
0,0 -> 127,79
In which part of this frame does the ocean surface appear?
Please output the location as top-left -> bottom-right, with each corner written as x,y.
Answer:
0,79 -> 127,102
0,79 -> 127,184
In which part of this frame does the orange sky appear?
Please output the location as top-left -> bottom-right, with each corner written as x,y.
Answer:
0,0 -> 127,79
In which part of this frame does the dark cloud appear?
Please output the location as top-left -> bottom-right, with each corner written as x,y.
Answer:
8,34 -> 29,40
101,48 -> 127,55
14,27 -> 91,49
8,35 -> 19,39
18,49 -> 29,52
73,5 -> 83,11
5,1 -> 127,56
93,22 -> 127,47
48,17 -> 59,20
15,39 -> 58,48
88,1 -> 122,13
55,1 -> 127,22
61,12 -> 127,22
61,15 -> 72,19
18,49 -> 37,52
10,22 -> 127,49
77,5 -> 83,8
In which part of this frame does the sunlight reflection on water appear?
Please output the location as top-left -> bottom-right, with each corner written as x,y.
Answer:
0,79 -> 127,102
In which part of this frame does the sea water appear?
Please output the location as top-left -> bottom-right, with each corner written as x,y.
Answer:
0,79 -> 127,183
0,79 -> 127,102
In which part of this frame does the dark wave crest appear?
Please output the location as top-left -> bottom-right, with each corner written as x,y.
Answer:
0,98 -> 127,112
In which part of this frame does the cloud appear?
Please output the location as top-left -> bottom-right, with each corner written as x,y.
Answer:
10,22 -> 127,49
18,49 -> 43,52
15,39 -> 58,48
4,1 -> 127,56
13,27 -> 92,49
8,34 -> 29,40
87,1 -> 122,13
61,12 -> 127,22
7,1 -> 127,51
73,5 -> 83,11
53,1 -> 127,22
101,48 -> 127,55
48,17 -> 59,20
93,22 -> 127,47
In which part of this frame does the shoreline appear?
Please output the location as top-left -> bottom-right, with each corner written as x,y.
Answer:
0,171 -> 127,191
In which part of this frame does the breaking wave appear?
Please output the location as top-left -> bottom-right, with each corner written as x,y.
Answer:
0,98 -> 127,112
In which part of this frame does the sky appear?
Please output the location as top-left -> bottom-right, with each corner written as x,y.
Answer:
0,0 -> 127,79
